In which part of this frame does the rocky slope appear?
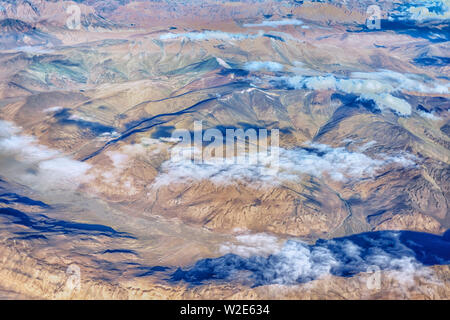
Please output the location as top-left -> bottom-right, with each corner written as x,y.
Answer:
0,0 -> 448,299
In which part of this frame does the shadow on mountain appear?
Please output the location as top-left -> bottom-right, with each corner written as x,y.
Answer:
0,192 -> 50,208
380,19 -> 449,42
135,266 -> 170,277
314,94 -> 380,139
413,55 -> 450,67
0,207 -> 133,239
0,18 -> 61,49
350,20 -> 449,43
54,108 -> 115,136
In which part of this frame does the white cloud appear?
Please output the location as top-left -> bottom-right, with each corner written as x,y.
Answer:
409,6 -> 450,21
244,19 -> 304,27
100,149 -> 139,194
37,158 -> 92,190
152,142 -> 416,187
0,120 -> 91,191
68,114 -> 92,122
284,75 -> 393,94
279,70 -> 449,116
219,233 -> 282,258
159,30 -> 263,41
181,231 -> 441,289
418,110 -> 442,120
278,143 -> 416,181
94,138 -> 169,194
99,131 -> 120,138
393,0 -> 450,21
0,121 -> 59,162
215,57 -> 231,69
105,150 -> 129,170
244,61 -> 284,72
255,240 -> 338,285
351,70 -> 449,95
360,93 -> 413,116
42,106 -> 63,114
358,140 -> 377,151
159,137 -> 182,143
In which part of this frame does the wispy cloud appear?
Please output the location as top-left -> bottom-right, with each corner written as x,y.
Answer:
244,61 -> 284,72
351,70 -> 449,95
360,93 -> 413,116
93,138 -> 169,195
219,233 -> 282,258
244,19 -> 304,28
393,0 -> 450,21
152,142 -> 416,187
159,30 -> 264,41
42,106 -> 63,114
418,110 -> 442,120
278,143 -> 416,182
0,120 -> 91,191
278,70 -> 449,116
